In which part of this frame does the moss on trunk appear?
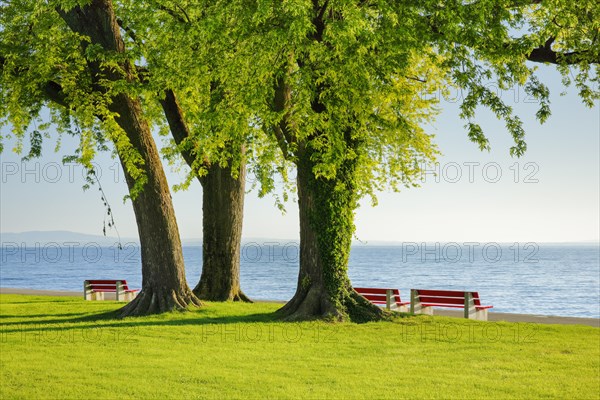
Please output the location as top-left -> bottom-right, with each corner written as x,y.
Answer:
277,146 -> 384,322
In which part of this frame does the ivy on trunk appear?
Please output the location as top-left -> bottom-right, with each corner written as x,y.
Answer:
277,145 -> 383,321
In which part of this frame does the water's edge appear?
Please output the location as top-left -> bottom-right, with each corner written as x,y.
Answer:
1,244 -> 599,318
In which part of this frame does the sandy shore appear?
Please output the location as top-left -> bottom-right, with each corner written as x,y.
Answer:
1,288 -> 85,297
1,287 -> 598,327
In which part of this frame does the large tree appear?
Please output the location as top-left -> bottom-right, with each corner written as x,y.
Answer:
159,90 -> 250,302
220,0 -> 598,321
0,0 -> 201,316
112,2 -> 255,302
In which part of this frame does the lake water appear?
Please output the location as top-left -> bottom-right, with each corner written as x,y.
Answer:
1,242 -> 598,318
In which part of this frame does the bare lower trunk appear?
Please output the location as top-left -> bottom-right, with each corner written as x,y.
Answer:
159,90 -> 250,302
113,93 -> 200,317
277,149 -> 384,322
194,161 -> 250,301
59,0 -> 200,316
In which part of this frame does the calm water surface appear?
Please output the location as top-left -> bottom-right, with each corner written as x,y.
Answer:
1,242 -> 598,318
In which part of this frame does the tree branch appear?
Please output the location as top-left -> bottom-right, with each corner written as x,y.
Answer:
150,0 -> 188,24
526,37 -> 598,64
117,18 -> 139,43
159,89 -> 207,177
405,76 -> 427,83
175,4 -> 191,24
1,55 -> 69,108
42,80 -> 69,108
272,74 -> 296,159
3,52 -> 205,177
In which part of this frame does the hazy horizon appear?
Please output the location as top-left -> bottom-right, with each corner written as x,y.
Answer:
1,230 -> 598,245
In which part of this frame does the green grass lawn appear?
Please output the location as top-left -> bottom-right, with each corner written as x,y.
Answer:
1,294 -> 598,399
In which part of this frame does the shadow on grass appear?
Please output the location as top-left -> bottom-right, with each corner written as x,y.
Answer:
0,303 -> 279,335
0,309 -> 121,328
0,312 -> 93,319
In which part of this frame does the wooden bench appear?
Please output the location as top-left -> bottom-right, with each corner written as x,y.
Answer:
410,289 -> 493,321
84,280 -> 138,302
354,287 -> 410,312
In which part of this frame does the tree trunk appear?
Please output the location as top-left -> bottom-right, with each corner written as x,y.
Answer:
58,0 -> 200,316
194,161 -> 250,301
159,90 -> 250,302
277,148 -> 384,322
113,93 -> 201,317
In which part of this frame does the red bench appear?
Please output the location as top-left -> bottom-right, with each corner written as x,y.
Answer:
84,280 -> 138,302
354,287 -> 410,312
410,289 -> 493,321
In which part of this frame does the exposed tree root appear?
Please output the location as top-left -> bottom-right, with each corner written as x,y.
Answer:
193,286 -> 253,303
232,291 -> 253,302
118,287 -> 201,317
277,285 -> 385,322
344,290 -> 387,323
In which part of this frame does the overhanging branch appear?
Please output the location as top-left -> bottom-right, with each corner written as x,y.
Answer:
526,38 -> 598,64
272,74 -> 296,159
1,54 -> 69,108
117,18 -> 139,43
159,89 -> 206,178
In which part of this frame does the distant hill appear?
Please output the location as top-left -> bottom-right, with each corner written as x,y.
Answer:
0,231 -> 301,247
0,231 -> 136,246
0,231 -> 299,246
1,231 -> 596,247
0,232 -> 463,248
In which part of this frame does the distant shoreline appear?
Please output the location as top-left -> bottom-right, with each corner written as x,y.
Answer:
1,231 -> 599,247
2,287 -> 598,328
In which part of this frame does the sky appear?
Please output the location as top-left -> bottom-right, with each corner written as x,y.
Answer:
0,65 -> 599,243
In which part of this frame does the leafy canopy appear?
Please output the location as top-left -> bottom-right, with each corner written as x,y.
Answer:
129,0 -> 597,202
1,0 -> 598,203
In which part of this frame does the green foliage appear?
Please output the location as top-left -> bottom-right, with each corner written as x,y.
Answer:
97,0 -> 598,310
0,0 -> 148,199
202,0 -> 597,308
1,0 -> 597,280
21,129 -> 43,161
526,0 -> 600,106
4,0 -> 596,200
199,0 -> 597,208
116,0 -> 264,191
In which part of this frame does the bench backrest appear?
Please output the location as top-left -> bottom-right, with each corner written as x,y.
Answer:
85,280 -> 131,291
414,289 -> 483,307
354,287 -> 403,306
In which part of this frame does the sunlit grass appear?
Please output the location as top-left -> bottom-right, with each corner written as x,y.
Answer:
1,294 -> 598,399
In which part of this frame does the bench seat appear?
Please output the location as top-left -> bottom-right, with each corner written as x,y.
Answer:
84,280 -> 138,302
420,303 -> 493,310
354,287 -> 410,312
410,289 -> 493,320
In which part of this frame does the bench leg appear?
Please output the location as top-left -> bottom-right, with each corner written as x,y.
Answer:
385,289 -> 392,311
474,309 -> 489,321
410,290 -> 432,315
464,293 -> 476,319
410,290 -> 418,314
116,281 -> 124,301
397,305 -> 409,313
90,292 -> 104,301
418,306 -> 433,315
124,292 -> 136,302
84,281 -> 91,300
